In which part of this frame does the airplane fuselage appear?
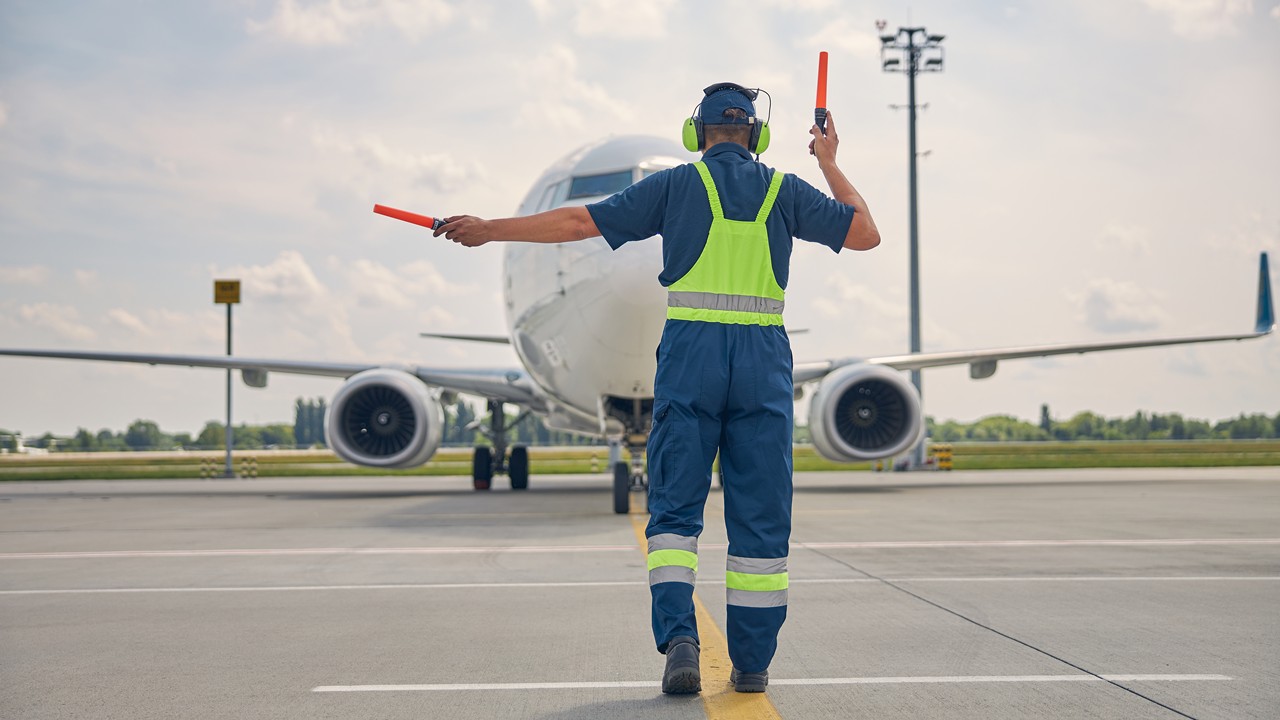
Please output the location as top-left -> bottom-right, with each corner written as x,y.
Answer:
501,136 -> 688,439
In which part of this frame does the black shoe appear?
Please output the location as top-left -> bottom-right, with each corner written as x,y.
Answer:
729,666 -> 768,693
661,636 -> 701,694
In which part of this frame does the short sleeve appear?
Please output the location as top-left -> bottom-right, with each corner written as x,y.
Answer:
784,174 -> 854,254
586,170 -> 670,250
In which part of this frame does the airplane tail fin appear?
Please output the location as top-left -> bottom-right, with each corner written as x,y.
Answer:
1257,252 -> 1275,334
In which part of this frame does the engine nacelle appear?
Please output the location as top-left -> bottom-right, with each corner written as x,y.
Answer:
325,369 -> 444,469
808,364 -> 923,462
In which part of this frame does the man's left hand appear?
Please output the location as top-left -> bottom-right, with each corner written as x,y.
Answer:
434,215 -> 491,247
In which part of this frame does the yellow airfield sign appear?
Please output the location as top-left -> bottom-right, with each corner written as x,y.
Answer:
214,279 -> 241,304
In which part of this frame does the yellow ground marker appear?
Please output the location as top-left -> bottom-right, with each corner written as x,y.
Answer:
629,515 -> 783,720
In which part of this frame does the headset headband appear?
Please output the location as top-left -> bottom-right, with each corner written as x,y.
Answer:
703,82 -> 758,102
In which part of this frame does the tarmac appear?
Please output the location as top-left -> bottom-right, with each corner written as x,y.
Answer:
1,467 -> 1277,719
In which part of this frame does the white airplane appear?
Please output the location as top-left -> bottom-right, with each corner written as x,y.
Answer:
2,135 -> 1274,513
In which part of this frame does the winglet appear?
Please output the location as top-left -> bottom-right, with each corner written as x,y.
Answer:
1258,252 -> 1275,334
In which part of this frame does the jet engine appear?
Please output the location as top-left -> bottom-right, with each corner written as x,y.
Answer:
325,369 -> 444,469
808,364 -> 923,462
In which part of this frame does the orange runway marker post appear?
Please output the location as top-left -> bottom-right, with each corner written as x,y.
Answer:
815,50 -> 829,134
373,204 -> 446,231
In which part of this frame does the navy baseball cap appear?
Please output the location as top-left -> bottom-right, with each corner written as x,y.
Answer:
700,82 -> 757,125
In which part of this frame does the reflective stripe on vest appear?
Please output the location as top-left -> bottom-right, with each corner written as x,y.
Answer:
648,533 -> 698,586
725,554 -> 788,608
667,162 -> 785,326
667,291 -> 785,315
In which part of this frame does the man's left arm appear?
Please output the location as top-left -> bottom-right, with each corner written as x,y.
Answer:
434,207 -> 599,248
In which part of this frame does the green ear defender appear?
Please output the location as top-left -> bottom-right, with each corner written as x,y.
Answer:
682,117 -> 702,153
681,116 -> 770,154
752,120 -> 770,154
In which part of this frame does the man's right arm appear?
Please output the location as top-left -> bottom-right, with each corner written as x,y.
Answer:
809,112 -> 880,251
433,207 -> 598,248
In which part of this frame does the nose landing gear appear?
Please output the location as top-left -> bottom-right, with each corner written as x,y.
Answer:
611,439 -> 648,515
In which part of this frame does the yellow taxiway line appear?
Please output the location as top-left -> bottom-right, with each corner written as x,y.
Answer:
629,514 -> 782,720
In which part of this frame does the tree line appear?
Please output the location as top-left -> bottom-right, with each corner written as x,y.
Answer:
5,402 -> 1277,452
926,406 -> 1280,443
1,397 -> 603,452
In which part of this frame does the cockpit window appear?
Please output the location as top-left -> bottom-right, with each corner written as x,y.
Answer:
567,169 -> 634,199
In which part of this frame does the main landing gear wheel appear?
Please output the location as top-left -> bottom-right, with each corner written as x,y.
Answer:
613,461 -> 630,514
472,446 -> 492,491
469,401 -> 533,492
509,445 -> 529,490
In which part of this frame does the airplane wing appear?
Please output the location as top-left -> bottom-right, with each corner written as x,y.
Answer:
795,252 -> 1274,384
0,350 -> 540,406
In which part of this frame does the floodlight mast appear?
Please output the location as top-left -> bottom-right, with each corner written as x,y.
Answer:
880,24 -> 945,469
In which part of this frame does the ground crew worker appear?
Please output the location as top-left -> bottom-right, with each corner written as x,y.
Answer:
435,82 -> 880,694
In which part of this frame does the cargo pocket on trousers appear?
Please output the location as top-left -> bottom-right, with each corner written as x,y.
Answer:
647,399 -> 681,501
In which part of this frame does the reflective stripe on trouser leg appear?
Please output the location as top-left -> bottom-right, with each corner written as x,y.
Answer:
647,531 -> 701,653
726,555 -> 788,608
725,554 -> 789,672
647,533 -> 698,587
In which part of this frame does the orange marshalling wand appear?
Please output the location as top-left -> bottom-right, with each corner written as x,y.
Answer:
815,51 -> 829,134
373,204 -> 446,231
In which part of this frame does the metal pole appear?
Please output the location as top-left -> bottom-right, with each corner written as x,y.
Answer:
225,303 -> 233,478
906,33 -> 925,469
880,24 -> 942,469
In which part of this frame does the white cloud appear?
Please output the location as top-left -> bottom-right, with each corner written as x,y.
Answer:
418,306 -> 456,327
1272,4 -> 1280,19
219,250 -> 327,304
248,0 -> 356,45
310,128 -> 482,192
333,257 -> 467,309
248,0 -> 455,45
760,0 -> 838,10
73,269 -> 98,288
1141,0 -> 1254,39
0,265 -> 50,286
1208,211 -> 1276,258
516,45 -> 628,130
381,0 -> 457,39
0,101 -> 8,130
1072,278 -> 1168,333
106,308 -> 152,336
531,0 -> 678,38
813,275 -> 907,321
18,303 -> 96,342
801,16 -> 881,59
1098,223 -> 1151,255
1166,348 -> 1207,376
209,251 -> 414,361
399,259 -> 468,295
571,0 -> 676,38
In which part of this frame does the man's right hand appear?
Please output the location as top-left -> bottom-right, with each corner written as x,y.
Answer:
434,215 -> 492,247
808,111 -> 840,165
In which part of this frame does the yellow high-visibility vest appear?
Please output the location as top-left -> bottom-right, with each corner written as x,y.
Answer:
666,162 -> 785,326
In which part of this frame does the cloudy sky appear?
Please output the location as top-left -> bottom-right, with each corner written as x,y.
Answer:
1,0 -> 1277,437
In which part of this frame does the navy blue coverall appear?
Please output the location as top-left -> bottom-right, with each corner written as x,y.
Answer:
588,142 -> 854,674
